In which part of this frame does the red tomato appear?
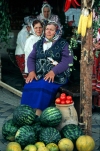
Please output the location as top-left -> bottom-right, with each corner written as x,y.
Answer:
70,100 -> 73,104
55,98 -> 61,104
65,99 -> 71,104
60,93 -> 66,97
60,101 -> 66,104
60,95 -> 66,101
66,96 -> 72,101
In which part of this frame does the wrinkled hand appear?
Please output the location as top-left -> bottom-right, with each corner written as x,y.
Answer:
44,70 -> 55,83
26,71 -> 38,83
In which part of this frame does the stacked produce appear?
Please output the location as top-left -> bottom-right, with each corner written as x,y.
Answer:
77,9 -> 92,37
2,94 -> 95,151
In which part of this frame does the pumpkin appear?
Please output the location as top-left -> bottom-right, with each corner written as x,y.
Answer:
58,138 -> 74,151
6,142 -> 22,151
46,143 -> 59,151
76,135 -> 95,151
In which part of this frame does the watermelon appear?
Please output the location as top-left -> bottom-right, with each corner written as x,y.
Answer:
13,105 -> 35,126
15,125 -> 37,148
61,124 -> 84,143
40,107 -> 62,127
39,127 -> 61,145
2,119 -> 19,141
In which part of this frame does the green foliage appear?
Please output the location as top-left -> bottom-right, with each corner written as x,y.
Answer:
94,0 -> 100,14
0,0 -> 11,43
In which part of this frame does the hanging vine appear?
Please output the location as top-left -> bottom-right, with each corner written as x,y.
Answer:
0,0 -> 11,44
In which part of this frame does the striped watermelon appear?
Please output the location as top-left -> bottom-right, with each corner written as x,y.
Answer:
2,119 -> 19,141
39,127 -> 61,145
15,125 -> 37,148
13,105 -> 35,126
61,124 -> 84,143
40,107 -> 62,127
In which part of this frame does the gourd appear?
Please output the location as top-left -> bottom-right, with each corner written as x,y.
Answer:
76,135 -> 95,151
6,142 -> 22,151
58,138 -> 74,151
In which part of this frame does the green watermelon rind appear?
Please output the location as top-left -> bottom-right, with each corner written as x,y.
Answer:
61,124 -> 84,142
13,105 -> 35,126
39,127 -> 61,145
15,125 -> 37,147
40,107 -> 62,127
2,119 -> 19,141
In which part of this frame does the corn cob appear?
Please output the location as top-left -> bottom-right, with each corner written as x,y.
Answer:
77,14 -> 83,34
77,8 -> 89,37
81,15 -> 88,37
87,11 -> 92,28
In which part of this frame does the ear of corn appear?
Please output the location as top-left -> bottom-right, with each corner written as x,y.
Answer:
81,15 -> 88,37
77,14 -> 83,34
87,12 -> 92,28
77,8 -> 92,37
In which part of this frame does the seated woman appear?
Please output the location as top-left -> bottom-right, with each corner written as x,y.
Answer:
37,1 -> 62,35
21,21 -> 73,116
15,18 -> 44,79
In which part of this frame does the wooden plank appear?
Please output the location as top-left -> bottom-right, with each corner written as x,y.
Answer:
0,81 -> 22,97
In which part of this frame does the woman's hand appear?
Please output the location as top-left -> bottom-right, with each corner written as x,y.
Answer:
44,70 -> 55,83
26,71 -> 38,83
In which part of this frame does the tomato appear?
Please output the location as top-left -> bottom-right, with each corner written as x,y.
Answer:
60,95 -> 66,101
66,96 -> 72,101
70,100 -> 73,104
60,93 -> 66,97
60,101 -> 66,104
55,98 -> 61,104
65,99 -> 71,104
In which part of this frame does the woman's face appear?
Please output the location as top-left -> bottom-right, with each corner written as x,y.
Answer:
45,24 -> 56,40
34,23 -> 43,36
43,7 -> 50,18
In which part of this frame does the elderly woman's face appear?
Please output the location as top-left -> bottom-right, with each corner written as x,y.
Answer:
34,23 -> 43,36
43,7 -> 50,18
45,24 -> 56,40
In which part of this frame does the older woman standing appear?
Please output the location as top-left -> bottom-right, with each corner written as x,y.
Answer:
37,2 -> 62,35
21,21 -> 73,116
24,19 -> 44,73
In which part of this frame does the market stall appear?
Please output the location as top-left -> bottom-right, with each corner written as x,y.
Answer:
0,0 -> 99,137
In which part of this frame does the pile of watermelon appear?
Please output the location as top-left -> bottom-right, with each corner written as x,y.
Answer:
2,104 -> 84,150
